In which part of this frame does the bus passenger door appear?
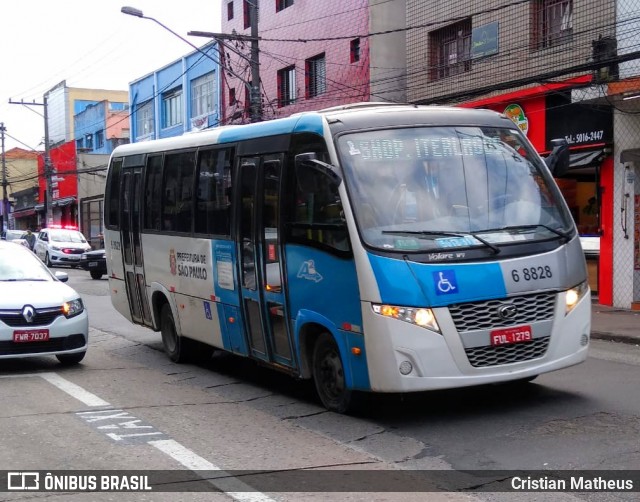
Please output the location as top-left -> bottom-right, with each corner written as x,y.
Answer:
120,168 -> 152,326
238,155 -> 296,369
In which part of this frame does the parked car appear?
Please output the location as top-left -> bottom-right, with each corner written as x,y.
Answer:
0,240 -> 88,364
79,249 -> 107,280
1,229 -> 31,249
33,226 -> 91,267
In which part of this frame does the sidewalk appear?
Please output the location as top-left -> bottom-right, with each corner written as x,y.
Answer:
591,301 -> 640,345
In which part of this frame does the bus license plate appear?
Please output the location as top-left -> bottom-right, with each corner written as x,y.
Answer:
13,329 -> 50,343
490,326 -> 532,346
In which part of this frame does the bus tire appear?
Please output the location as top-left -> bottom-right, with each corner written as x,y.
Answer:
312,332 -> 353,413
160,303 -> 190,363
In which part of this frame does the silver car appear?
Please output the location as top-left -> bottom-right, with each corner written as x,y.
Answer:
34,227 -> 91,267
0,241 -> 88,364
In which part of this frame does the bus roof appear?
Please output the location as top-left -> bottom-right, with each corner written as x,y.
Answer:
111,104 -> 514,157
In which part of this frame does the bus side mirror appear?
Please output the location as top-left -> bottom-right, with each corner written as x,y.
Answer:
295,153 -> 342,188
544,138 -> 570,177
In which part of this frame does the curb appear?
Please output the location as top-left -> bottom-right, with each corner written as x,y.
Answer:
591,331 -> 640,345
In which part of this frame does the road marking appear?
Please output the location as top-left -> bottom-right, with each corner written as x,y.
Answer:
150,439 -> 277,502
1,372 -> 276,500
0,372 -> 109,407
40,372 -> 111,407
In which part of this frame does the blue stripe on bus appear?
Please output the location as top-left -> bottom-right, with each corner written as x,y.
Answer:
217,114 -> 324,143
368,254 -> 507,307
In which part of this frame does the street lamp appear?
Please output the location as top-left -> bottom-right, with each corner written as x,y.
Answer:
121,6 -> 206,56
120,6 -> 260,122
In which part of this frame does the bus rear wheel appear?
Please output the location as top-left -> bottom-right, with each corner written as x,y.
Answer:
160,304 -> 190,363
312,333 -> 353,413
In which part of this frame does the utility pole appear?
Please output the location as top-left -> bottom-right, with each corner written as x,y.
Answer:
249,0 -> 262,123
0,123 -> 7,232
188,0 -> 263,123
8,97 -> 53,227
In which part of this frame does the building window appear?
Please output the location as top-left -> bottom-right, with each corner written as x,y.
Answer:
191,72 -> 216,117
350,38 -> 361,63
95,130 -> 104,149
227,1 -> 234,20
162,88 -> 183,128
277,66 -> 296,107
534,0 -> 573,49
136,100 -> 154,139
429,19 -> 472,81
243,0 -> 252,29
276,0 -> 293,12
305,53 -> 326,99
85,133 -> 93,151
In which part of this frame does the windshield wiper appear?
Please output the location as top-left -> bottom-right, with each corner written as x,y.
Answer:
382,230 -> 500,254
0,278 -> 48,282
478,224 -> 572,240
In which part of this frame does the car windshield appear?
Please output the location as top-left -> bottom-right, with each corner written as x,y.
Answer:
337,125 -> 575,253
50,230 -> 87,243
0,246 -> 53,281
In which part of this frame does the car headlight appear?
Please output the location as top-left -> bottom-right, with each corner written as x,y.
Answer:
372,303 -> 441,333
51,245 -> 62,251
565,280 -> 589,314
63,298 -> 85,318
81,253 -> 88,260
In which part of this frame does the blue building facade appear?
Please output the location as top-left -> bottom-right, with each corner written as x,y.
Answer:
74,100 -> 130,154
129,41 -> 220,142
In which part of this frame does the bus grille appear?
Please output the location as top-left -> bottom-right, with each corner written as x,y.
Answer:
465,336 -> 550,367
448,292 -> 556,332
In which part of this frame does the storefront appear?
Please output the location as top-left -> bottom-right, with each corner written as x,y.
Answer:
461,75 -> 614,302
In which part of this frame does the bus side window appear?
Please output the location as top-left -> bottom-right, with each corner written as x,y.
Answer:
195,148 -> 233,236
288,161 -> 349,253
162,151 -> 195,233
144,155 -> 163,231
105,158 -> 123,229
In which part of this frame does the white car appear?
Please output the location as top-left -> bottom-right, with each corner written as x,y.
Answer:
34,227 -> 91,267
0,241 -> 88,364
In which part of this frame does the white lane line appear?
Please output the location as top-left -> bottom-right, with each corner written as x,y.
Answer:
150,439 -> 277,502
0,372 -> 110,407
2,373 -> 276,501
39,372 -> 111,407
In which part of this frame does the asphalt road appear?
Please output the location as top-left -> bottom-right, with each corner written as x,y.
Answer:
1,267 -> 637,501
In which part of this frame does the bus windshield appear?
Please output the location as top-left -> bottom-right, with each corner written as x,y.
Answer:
337,125 -> 575,253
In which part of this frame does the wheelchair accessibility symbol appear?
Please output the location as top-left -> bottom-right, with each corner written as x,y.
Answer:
433,270 -> 458,295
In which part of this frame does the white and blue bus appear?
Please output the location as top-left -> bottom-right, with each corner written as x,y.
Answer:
104,104 -> 591,412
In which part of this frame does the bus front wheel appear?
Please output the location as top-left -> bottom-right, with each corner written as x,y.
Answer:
312,333 -> 353,413
160,304 -> 188,363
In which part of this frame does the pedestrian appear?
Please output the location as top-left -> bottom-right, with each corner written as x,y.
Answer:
25,229 -> 36,250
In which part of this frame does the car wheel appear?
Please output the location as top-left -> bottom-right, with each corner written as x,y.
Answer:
90,271 -> 103,280
45,252 -> 52,267
312,332 -> 355,413
56,351 -> 86,365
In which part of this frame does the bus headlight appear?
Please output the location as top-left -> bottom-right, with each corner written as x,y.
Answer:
372,304 -> 440,333
565,281 -> 589,314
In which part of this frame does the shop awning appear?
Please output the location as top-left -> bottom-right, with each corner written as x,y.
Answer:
569,149 -> 606,170
53,197 -> 76,207
12,208 -> 36,218
620,148 -> 640,164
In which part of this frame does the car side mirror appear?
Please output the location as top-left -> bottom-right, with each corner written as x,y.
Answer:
54,271 -> 69,282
